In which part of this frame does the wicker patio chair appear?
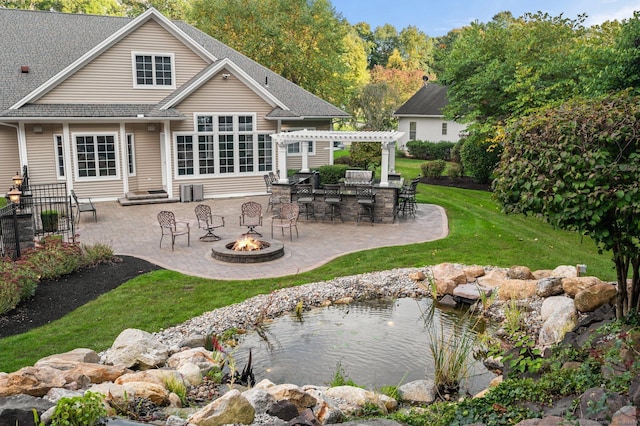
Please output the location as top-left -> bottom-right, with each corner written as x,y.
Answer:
195,204 -> 225,242
271,202 -> 300,241
240,201 -> 263,237
157,210 -> 190,251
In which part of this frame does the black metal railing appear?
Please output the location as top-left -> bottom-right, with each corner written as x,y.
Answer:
27,182 -> 75,242
0,203 -> 21,260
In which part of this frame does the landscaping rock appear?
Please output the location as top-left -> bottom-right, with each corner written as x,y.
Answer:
610,405 -> 637,426
536,277 -> 564,298
166,347 -> 220,374
65,362 -> 130,384
539,309 -> 577,346
540,296 -> 575,321
243,387 -> 276,414
507,265 -> 536,280
303,386 -> 344,424
452,283 -> 492,302
477,268 -> 507,288
188,389 -> 255,425
323,386 -> 396,415
0,366 -> 66,397
497,279 -> 537,300
256,382 -> 317,413
562,276 -> 603,297
104,329 -> 169,370
34,348 -> 100,369
574,283 -> 617,312
267,399 -> 299,421
397,379 -> 436,404
579,388 -> 628,422
0,394 -> 54,426
290,408 -> 322,426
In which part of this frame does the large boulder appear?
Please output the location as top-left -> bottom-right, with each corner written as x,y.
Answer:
397,379 -> 436,404
574,283 -> 617,313
506,266 -> 536,280
536,277 -> 564,298
64,362 -> 130,384
34,348 -> 100,369
497,280 -> 537,300
167,348 -> 222,375
562,277 -> 603,297
540,296 -> 576,322
104,328 -> 169,370
0,394 -> 55,426
188,389 -> 255,425
477,269 -> 508,288
452,283 -> 492,302
242,387 -> 276,414
255,381 -> 317,413
539,309 -> 578,346
302,385 -> 344,424
0,366 -> 66,397
324,386 -> 397,416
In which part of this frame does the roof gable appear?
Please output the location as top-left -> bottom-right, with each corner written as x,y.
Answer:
10,8 -> 215,109
160,58 -> 287,111
394,84 -> 448,117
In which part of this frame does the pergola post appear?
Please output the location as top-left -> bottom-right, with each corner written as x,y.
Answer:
276,141 -> 289,184
301,140 -> 310,172
380,142 -> 390,187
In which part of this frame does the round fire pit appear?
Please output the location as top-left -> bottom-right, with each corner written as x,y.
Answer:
211,238 -> 285,263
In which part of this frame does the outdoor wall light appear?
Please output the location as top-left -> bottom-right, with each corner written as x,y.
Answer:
222,73 -> 231,79
12,172 -> 23,189
7,187 -> 21,204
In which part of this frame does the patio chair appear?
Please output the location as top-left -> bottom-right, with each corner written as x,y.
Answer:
356,185 -> 375,226
157,210 -> 190,251
240,201 -> 263,237
70,189 -> 97,224
271,202 -> 300,241
195,204 -> 225,242
323,184 -> 343,223
264,174 -> 283,211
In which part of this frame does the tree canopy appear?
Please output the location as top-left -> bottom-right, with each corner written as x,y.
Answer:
187,0 -> 355,107
493,91 -> 640,318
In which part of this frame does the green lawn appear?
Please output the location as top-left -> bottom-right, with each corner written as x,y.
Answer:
0,157 -> 615,372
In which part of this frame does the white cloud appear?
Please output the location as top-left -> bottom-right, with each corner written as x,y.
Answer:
584,3 -> 640,26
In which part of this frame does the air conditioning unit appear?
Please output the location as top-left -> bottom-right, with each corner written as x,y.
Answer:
192,184 -> 204,202
179,184 -> 192,202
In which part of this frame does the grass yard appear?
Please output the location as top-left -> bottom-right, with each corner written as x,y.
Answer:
0,157 -> 615,372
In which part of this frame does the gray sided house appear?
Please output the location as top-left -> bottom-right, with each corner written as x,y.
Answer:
394,82 -> 466,150
0,8 -> 348,202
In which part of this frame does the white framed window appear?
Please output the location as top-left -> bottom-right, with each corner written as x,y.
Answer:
74,133 -> 119,180
126,134 -> 136,176
54,134 -> 65,179
287,141 -> 314,155
442,122 -> 448,135
176,113 -> 273,178
132,52 -> 175,88
409,121 -> 417,140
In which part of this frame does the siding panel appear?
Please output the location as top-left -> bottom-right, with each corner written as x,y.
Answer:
38,20 -> 208,104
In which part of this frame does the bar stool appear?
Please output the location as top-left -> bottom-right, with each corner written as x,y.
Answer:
397,178 -> 419,218
323,184 -> 343,222
356,185 -> 375,226
296,184 -> 316,221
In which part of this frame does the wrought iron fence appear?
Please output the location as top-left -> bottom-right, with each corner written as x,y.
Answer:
0,203 -> 20,260
26,182 -> 75,241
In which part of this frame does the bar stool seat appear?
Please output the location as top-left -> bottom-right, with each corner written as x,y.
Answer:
356,185 -> 375,226
323,184 -> 343,223
296,184 -> 316,221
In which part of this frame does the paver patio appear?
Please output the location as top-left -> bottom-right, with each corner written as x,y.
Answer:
75,195 -> 448,280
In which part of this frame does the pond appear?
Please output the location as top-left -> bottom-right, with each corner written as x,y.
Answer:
232,297 -> 496,395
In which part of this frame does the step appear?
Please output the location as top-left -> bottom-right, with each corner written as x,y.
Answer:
125,190 -> 168,200
118,197 -> 180,206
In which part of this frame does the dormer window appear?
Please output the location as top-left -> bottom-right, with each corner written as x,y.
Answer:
132,52 -> 175,88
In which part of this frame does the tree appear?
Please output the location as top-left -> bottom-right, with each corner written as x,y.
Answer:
188,0 -> 354,107
399,25 -> 434,72
120,0 -> 189,19
493,91 -> 640,319
348,81 -> 399,130
349,142 -> 381,172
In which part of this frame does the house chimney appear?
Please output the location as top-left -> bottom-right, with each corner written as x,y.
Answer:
21,66 -> 29,73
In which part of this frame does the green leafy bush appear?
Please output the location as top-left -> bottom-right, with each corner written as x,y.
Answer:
420,160 -> 446,178
23,237 -> 83,280
334,155 -> 352,165
318,164 -> 350,186
81,243 -> 114,267
459,137 -> 502,183
447,162 -> 463,178
51,391 -> 106,426
407,140 -> 456,160
40,210 -> 59,232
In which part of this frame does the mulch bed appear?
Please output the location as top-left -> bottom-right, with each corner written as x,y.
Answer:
0,256 -> 161,339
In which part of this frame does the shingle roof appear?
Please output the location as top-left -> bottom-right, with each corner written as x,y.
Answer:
394,83 -> 448,117
0,104 -> 184,118
0,8 -> 348,119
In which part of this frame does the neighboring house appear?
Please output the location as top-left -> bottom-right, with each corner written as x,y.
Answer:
394,82 -> 466,151
0,8 -> 348,202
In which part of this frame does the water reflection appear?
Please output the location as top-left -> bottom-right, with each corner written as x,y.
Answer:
232,298 -> 495,395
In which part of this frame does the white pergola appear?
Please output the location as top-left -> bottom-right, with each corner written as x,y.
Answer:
269,130 -> 405,186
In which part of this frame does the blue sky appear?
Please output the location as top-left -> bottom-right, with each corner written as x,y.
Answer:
331,0 -> 640,36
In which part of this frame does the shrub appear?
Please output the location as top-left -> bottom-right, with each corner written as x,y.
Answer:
81,243 -> 115,267
40,210 -> 59,232
334,155 -> 352,165
459,137 -> 502,184
447,162 -> 463,178
450,141 -> 463,163
318,164 -> 350,186
421,160 -> 446,178
23,237 -> 83,280
407,140 -> 456,160
50,391 -> 106,426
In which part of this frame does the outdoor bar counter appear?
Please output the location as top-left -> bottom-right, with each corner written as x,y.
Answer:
271,173 -> 404,223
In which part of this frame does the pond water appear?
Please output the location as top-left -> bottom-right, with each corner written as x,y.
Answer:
232,297 -> 496,395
